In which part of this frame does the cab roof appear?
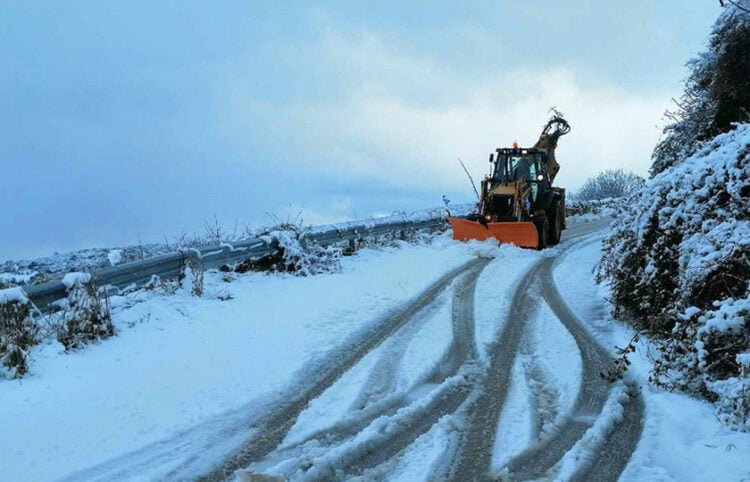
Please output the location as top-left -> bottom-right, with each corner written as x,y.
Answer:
494,147 -> 547,156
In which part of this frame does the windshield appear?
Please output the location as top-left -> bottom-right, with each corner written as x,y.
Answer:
493,154 -> 539,181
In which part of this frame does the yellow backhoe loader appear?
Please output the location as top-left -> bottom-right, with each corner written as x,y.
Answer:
448,113 -> 570,249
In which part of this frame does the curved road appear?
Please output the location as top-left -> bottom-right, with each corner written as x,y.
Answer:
63,219 -> 644,482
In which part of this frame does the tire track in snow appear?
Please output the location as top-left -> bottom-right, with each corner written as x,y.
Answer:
520,344 -> 562,442
569,382 -> 644,482
350,291 -> 449,410
62,220 -> 619,482
304,263 -> 486,448
446,259 -> 545,481
503,240 -> 644,481
245,259 -> 491,480
333,259 -> 489,478
192,257 -> 488,482
426,265 -> 481,383
500,256 -> 613,480
446,221 -> 618,481
61,258 -> 484,482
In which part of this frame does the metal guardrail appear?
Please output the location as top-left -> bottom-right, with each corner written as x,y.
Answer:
21,217 -> 449,312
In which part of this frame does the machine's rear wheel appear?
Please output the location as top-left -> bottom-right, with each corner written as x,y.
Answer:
534,216 -> 549,250
548,201 -> 563,245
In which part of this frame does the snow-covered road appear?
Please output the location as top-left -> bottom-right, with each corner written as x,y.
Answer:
4,218 -> 750,481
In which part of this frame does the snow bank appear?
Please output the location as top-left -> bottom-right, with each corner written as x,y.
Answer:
598,123 -> 750,430
61,272 -> 91,289
0,287 -> 29,305
107,249 -> 123,266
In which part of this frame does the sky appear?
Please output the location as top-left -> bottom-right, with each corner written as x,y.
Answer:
0,1 -> 721,259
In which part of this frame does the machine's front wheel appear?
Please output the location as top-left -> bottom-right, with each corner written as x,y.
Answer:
548,201 -> 563,245
534,216 -> 549,250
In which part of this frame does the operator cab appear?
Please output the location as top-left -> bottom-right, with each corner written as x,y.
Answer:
490,148 -> 550,203
491,147 -> 549,182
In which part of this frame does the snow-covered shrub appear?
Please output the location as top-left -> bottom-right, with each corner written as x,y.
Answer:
566,197 -> 620,217
233,226 -> 341,276
263,230 -> 341,276
574,169 -> 645,202
601,333 -> 641,382
0,288 -> 39,378
598,124 -> 750,429
56,274 -> 114,350
713,352 -> 750,431
180,254 -> 205,297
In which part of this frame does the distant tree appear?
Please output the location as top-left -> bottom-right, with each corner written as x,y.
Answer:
573,169 -> 645,201
651,1 -> 750,175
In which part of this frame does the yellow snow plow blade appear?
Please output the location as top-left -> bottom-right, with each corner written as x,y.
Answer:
448,217 -> 539,248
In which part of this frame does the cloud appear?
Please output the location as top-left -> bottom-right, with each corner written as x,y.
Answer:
1,7 -> 684,258
222,27 -> 669,195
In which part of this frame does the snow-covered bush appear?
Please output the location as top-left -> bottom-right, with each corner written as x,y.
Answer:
265,230 -> 342,276
56,274 -> 114,351
0,288 -> 39,378
598,124 -> 750,429
566,197 -> 620,217
573,169 -> 645,202
180,254 -> 205,297
233,227 -> 342,276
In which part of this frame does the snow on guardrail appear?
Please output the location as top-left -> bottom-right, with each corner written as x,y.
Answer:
8,205 -> 468,313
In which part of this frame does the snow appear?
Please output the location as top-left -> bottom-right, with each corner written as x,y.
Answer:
554,238 -> 750,481
0,271 -> 38,285
4,215 -> 747,481
473,244 -> 542,362
392,296 -> 453,390
277,296 -> 453,450
61,272 -> 92,289
385,416 -> 455,482
279,343 -> 383,448
598,125 -> 750,428
0,233 -> 478,481
555,382 -> 630,480
698,297 -> 750,334
491,301 -> 583,472
107,249 -> 123,266
0,287 -> 29,305
491,355 -> 534,470
529,302 -> 583,423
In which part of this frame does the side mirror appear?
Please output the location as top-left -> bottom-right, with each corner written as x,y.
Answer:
489,153 -> 494,163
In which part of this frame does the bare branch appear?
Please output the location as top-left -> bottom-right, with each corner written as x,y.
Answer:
722,0 -> 750,13
458,158 -> 481,201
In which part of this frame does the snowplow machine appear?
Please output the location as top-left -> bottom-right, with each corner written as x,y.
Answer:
448,114 -> 570,249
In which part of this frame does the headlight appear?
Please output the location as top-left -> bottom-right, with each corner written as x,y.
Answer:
537,174 -> 544,181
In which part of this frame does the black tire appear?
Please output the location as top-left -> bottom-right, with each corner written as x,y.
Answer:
534,216 -> 549,250
548,201 -> 563,245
